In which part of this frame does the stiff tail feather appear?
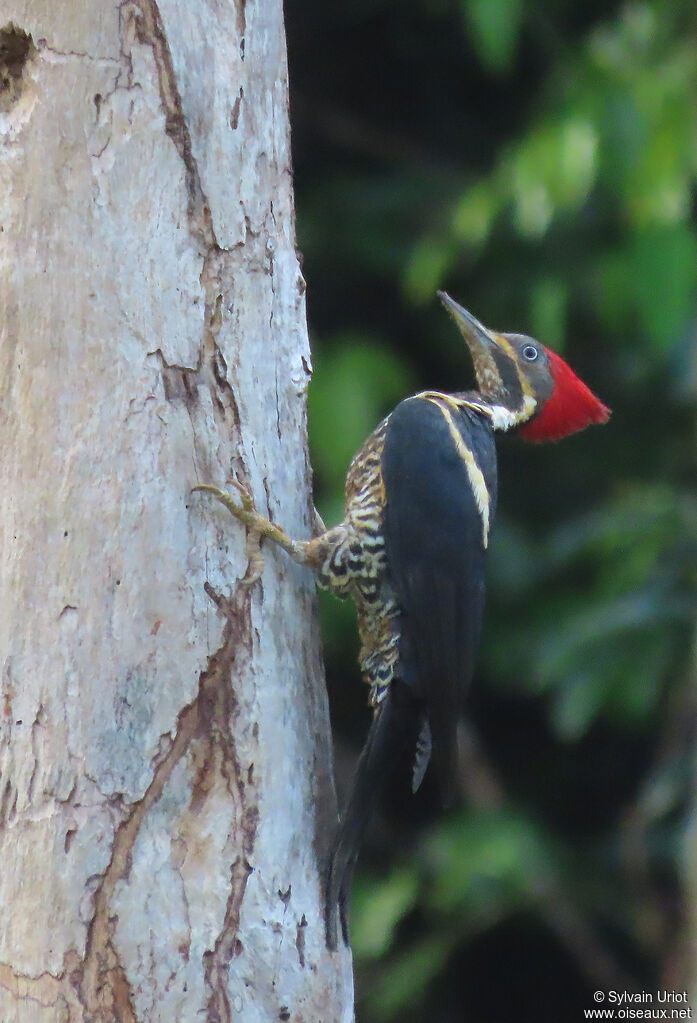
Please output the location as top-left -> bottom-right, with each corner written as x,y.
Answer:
326,681 -> 424,949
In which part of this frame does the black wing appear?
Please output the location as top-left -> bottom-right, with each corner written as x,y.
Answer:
382,395 -> 497,799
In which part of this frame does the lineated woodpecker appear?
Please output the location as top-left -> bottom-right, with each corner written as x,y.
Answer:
194,292 -> 611,949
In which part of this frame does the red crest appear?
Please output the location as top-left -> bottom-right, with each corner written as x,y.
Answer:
519,348 -> 611,443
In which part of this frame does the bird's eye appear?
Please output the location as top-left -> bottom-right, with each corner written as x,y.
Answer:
522,344 -> 538,361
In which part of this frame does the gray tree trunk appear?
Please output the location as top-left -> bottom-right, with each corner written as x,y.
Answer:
0,2 -> 354,1021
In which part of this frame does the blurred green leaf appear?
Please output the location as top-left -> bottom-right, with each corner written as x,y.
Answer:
367,935 -> 452,1020
529,277 -> 568,350
461,0 -> 524,74
452,181 -> 497,247
352,868 -> 420,958
504,118 -> 598,237
550,668 -> 610,740
308,335 -> 417,496
630,224 -> 697,350
403,236 -> 457,305
485,483 -> 696,734
424,810 -> 553,910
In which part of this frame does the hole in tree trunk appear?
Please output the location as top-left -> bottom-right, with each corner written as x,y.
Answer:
0,25 -> 36,113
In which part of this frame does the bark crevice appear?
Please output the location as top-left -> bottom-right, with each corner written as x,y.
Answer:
66,578 -> 257,1022
128,0 -> 216,249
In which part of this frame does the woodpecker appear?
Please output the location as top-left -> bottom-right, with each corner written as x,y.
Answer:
194,292 -> 610,950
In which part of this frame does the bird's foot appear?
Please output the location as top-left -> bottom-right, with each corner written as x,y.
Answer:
193,479 -> 298,583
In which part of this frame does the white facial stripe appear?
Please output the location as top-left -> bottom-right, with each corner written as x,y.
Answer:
491,333 -> 536,401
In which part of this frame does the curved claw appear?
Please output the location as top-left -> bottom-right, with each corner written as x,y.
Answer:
191,482 -> 249,522
312,506 -> 327,537
225,477 -> 255,513
241,544 -> 266,587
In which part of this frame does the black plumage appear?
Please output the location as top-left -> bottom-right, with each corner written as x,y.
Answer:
383,396 -> 497,799
325,679 -> 423,946
326,394 -> 497,945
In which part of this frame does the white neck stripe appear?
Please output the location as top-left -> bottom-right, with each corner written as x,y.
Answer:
486,396 -> 537,432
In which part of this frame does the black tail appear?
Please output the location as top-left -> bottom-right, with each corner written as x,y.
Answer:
326,681 -> 423,949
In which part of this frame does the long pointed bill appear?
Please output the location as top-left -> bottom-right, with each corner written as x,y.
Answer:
437,291 -> 503,397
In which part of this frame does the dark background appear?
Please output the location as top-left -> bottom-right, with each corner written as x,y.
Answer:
284,1 -> 697,1018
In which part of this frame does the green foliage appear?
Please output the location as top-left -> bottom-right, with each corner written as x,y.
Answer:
308,335 -> 417,505
354,809 -> 570,1019
629,225 -> 697,351
485,484 -> 696,737
424,811 -> 554,910
461,0 -> 524,75
352,868 -> 420,959
288,0 -> 697,1014
368,934 -> 453,1020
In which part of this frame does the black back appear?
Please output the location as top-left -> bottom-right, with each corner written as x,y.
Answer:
382,395 -> 497,797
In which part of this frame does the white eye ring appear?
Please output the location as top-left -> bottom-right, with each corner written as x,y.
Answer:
522,344 -> 538,361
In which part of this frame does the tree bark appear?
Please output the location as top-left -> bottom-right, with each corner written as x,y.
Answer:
0,3 -> 354,1021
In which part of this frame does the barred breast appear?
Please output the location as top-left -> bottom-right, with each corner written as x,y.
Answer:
316,416 -> 401,705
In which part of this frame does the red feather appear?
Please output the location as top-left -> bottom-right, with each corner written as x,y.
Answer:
518,348 -> 611,443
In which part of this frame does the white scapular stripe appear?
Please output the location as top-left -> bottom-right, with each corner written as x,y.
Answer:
428,399 -> 491,548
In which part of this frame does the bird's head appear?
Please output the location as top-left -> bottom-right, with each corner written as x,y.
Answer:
438,292 -> 611,442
